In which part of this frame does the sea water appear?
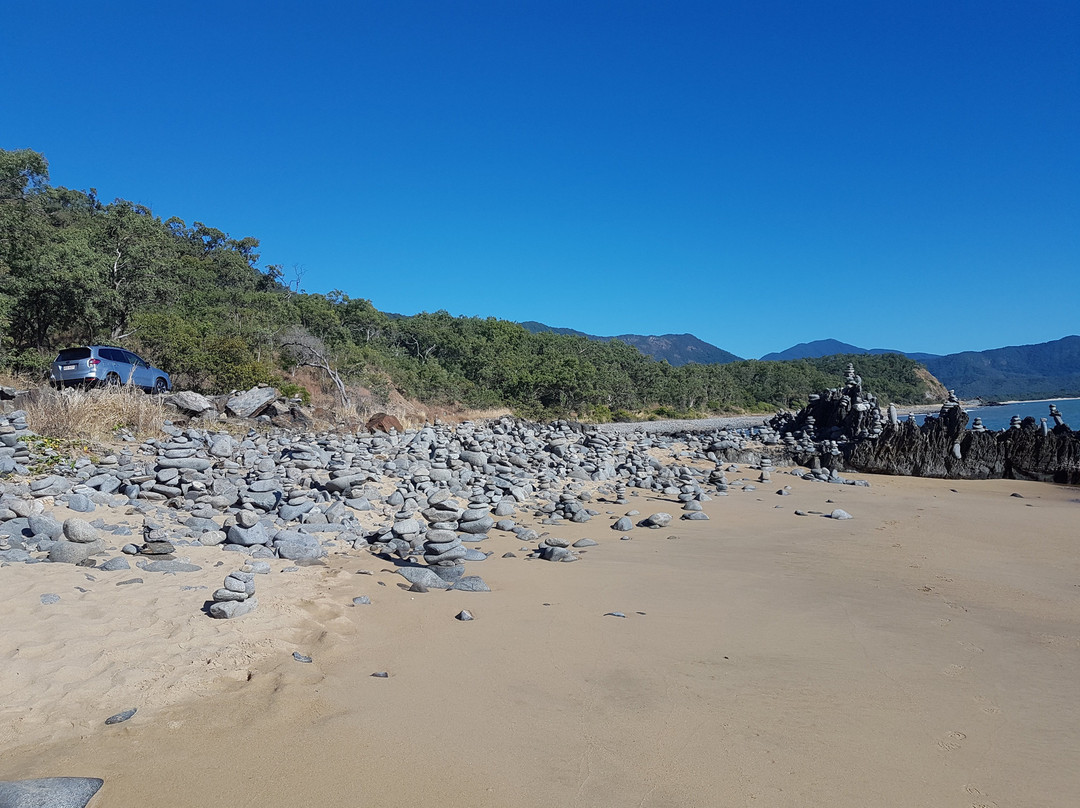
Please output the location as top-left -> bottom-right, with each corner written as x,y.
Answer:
963,398 -> 1080,432
896,398 -> 1080,432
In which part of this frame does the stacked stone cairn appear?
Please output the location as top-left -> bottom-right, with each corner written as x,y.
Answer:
421,489 -> 467,583
209,567 -> 258,619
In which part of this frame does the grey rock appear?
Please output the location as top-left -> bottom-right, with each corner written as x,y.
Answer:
829,509 -> 853,520
455,609 -> 475,621
452,575 -> 490,592
65,493 -> 95,513
40,593 -> 60,605
138,560 -> 202,573
48,539 -> 104,564
0,777 -> 104,808
105,707 -> 137,725
63,517 -> 99,543
612,516 -> 633,531
225,386 -> 279,418
572,538 -> 598,547
638,512 -> 672,528
680,512 -> 710,520
226,523 -> 270,546
352,595 -> 372,605
208,596 -> 259,619
273,531 -> 327,561
27,514 -> 63,539
398,566 -> 453,590
99,557 -> 131,571
292,652 -> 313,663
166,390 -> 216,414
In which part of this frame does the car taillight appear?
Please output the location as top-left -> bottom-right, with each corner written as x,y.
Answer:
88,359 -> 100,365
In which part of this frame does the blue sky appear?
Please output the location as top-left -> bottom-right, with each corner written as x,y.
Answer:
3,1 -> 1077,359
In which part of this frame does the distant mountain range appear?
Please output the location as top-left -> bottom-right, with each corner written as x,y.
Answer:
761,339 -> 939,363
521,321 -> 1080,402
519,322 -> 742,366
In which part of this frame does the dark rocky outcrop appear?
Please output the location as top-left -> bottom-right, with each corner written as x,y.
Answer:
772,366 -> 1080,484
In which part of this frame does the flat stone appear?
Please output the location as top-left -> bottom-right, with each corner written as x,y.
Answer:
209,596 -> 259,619
0,777 -> 104,808
105,707 -> 137,725
398,566 -> 453,589
829,509 -> 853,520
226,386 -> 279,418
138,560 -> 202,573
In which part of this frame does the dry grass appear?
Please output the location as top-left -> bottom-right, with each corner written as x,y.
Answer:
22,385 -> 168,442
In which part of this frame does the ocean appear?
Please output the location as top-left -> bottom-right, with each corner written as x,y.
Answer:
901,397 -> 1080,432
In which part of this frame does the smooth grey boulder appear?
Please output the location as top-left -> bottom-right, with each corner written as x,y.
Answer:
452,575 -> 490,592
226,523 -> 270,546
398,566 -> 453,590
27,514 -> 63,540
829,509 -> 853,520
0,777 -> 104,808
64,493 -> 95,513
209,596 -> 259,619
226,386 -> 279,418
612,516 -> 633,531
99,557 -> 131,571
273,531 -> 326,561
681,512 -> 710,520
48,539 -> 104,564
458,516 -> 494,534
63,518 -> 99,543
638,512 -> 672,528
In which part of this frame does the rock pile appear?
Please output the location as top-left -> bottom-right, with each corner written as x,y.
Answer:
209,567 -> 258,619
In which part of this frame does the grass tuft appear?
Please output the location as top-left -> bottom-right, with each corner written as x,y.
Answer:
23,386 -> 168,442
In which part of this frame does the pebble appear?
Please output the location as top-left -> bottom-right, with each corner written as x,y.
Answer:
104,707 -> 137,725
40,593 -> 60,605
352,596 -> 372,605
371,671 -> 389,678
604,611 -> 626,618
292,652 -> 313,663
829,509 -> 853,520
455,610 -> 475,621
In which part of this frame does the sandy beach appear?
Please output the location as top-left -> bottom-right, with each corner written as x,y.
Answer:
2,467 -> 1078,807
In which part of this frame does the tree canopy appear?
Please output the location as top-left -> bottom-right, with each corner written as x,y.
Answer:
0,148 -> 941,417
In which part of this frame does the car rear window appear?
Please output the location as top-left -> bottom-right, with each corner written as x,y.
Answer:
56,348 -> 91,361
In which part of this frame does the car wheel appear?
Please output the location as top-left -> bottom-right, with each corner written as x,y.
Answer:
153,377 -> 168,395
103,372 -> 122,387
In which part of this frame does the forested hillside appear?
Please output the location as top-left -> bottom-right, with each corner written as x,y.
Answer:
0,149 -> 942,418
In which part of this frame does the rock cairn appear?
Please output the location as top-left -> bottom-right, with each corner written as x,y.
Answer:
209,567 -> 258,619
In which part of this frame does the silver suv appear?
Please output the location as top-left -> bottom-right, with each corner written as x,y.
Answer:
50,346 -> 172,393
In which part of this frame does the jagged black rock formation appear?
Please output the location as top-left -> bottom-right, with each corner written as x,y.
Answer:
770,367 -> 1080,484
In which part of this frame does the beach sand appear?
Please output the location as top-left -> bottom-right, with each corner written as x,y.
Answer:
2,471 -> 1078,807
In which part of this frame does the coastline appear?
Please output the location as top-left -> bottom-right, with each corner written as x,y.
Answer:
2,467 -> 1078,807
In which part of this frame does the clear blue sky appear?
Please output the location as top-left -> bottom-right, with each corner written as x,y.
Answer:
3,1 -> 1077,359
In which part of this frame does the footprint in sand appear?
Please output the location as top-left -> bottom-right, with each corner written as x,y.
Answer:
974,696 -> 1001,715
958,640 -> 984,653
942,664 -> 965,677
934,617 -> 952,627
937,730 -> 967,751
